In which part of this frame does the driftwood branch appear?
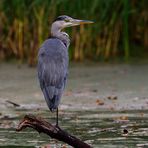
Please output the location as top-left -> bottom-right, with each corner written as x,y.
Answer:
16,114 -> 92,148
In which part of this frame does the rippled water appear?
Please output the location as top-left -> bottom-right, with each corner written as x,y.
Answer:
0,63 -> 148,147
0,109 -> 148,148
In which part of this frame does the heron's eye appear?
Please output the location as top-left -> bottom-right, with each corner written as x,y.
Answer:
65,19 -> 70,22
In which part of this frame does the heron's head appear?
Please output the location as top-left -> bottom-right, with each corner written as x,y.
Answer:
52,15 -> 93,30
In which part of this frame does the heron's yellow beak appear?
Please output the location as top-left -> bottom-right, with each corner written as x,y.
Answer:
79,20 -> 94,24
71,19 -> 94,26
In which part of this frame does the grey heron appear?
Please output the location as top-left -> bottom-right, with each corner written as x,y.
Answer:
37,15 -> 93,126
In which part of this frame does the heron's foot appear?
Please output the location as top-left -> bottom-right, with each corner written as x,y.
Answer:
55,123 -> 62,130
55,123 -> 59,127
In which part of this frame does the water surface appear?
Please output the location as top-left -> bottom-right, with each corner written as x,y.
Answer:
0,109 -> 148,148
0,63 -> 148,147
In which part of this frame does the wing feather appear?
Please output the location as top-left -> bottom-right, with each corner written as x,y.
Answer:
37,38 -> 68,111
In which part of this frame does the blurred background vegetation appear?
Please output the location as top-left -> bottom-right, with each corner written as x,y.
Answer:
0,0 -> 147,66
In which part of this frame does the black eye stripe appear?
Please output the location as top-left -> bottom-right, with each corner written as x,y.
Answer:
54,16 -> 67,21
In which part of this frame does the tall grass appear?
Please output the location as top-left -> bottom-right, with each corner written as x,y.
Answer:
0,0 -> 147,65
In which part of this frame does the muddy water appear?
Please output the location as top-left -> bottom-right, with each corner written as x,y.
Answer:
0,109 -> 148,148
0,63 -> 148,147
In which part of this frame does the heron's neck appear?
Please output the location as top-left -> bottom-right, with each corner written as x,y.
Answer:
51,26 -> 70,48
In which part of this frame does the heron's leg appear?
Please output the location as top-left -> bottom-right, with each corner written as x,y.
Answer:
56,108 -> 59,126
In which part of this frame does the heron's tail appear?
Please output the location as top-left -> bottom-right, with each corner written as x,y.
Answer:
42,86 -> 62,112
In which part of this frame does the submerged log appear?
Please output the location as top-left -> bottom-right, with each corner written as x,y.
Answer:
16,114 -> 92,148
6,100 -> 20,107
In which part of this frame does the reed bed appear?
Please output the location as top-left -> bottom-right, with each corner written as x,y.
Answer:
0,0 -> 147,65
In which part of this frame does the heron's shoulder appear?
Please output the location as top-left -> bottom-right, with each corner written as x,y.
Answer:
38,37 -> 68,57
42,38 -> 66,48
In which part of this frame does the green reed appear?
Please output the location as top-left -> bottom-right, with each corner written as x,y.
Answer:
0,0 -> 147,65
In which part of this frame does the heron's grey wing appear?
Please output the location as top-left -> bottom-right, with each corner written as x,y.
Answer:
38,38 -> 68,111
